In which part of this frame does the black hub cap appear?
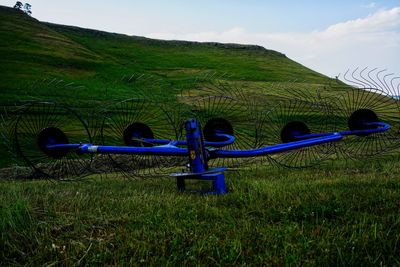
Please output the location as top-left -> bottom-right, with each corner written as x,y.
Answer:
348,109 -> 379,136
37,127 -> 69,158
123,122 -> 154,147
280,121 -> 311,143
203,118 -> 234,142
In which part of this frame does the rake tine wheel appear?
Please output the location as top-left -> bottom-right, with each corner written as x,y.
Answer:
180,76 -> 261,169
328,87 -> 400,159
85,108 -> 115,177
182,94 -> 258,169
257,97 -> 337,168
100,98 -> 185,178
326,68 -> 400,159
0,105 -> 26,168
12,101 -> 92,179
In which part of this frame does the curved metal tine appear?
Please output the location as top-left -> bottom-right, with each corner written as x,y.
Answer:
100,96 -> 186,179
81,73 -> 176,179
387,76 -> 400,100
343,68 -> 369,89
345,67 -> 396,95
278,80 -> 316,102
335,68 -> 400,127
0,104 -> 35,178
179,75 -> 263,169
85,107 -> 116,179
357,67 -> 378,89
183,91 -> 259,169
116,73 -> 173,100
86,73 -> 186,178
0,105 -> 17,151
258,94 -> 337,169
12,79 -> 90,110
184,74 -> 264,134
190,76 -> 339,169
328,84 -> 400,160
257,80 -> 340,168
342,68 -> 400,101
375,69 -> 393,94
12,101 -> 93,180
10,79 -> 97,178
352,68 -> 374,89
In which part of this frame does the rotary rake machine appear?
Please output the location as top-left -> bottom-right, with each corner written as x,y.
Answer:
1,70 -> 400,194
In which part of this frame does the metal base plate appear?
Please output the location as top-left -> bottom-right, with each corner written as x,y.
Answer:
170,167 -> 227,178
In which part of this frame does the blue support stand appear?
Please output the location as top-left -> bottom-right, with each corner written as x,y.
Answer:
172,118 -> 227,194
203,172 -> 227,194
174,171 -> 227,195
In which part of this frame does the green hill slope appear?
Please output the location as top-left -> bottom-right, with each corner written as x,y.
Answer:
0,5 -> 332,104
0,5 -> 341,168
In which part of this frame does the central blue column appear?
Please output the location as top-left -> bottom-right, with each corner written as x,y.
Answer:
185,119 -> 208,173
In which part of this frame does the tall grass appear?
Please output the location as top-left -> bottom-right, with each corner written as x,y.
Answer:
1,157 -> 400,265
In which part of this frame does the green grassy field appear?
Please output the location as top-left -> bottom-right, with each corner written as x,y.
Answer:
1,5 -> 400,266
0,5 -> 334,105
1,159 -> 400,266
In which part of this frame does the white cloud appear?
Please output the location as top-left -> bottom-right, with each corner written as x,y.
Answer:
362,2 -> 377,9
325,7 -> 400,34
146,7 -> 400,77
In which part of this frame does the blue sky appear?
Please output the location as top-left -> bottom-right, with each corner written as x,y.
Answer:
1,0 -> 399,77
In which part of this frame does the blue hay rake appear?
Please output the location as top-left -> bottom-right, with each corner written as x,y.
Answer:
34,112 -> 388,194
1,69 -> 399,194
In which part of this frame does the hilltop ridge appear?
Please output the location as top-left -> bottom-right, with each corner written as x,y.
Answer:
0,4 -> 330,99
44,22 -> 284,55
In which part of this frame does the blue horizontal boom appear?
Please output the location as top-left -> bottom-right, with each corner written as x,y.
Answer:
212,132 -> 342,158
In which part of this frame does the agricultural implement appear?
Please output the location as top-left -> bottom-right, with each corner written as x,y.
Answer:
1,69 -> 399,194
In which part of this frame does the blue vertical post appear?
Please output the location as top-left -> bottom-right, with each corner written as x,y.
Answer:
177,119 -> 226,194
177,119 -> 208,191
185,119 -> 208,173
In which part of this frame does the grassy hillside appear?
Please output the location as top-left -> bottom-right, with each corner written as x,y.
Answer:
0,5 -> 332,105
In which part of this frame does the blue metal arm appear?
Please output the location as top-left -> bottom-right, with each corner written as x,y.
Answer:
211,132 -> 342,158
141,133 -> 235,148
212,122 -> 389,159
78,144 -> 188,156
294,122 -> 390,140
339,122 -> 390,136
46,144 -> 82,149
46,132 -> 234,153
